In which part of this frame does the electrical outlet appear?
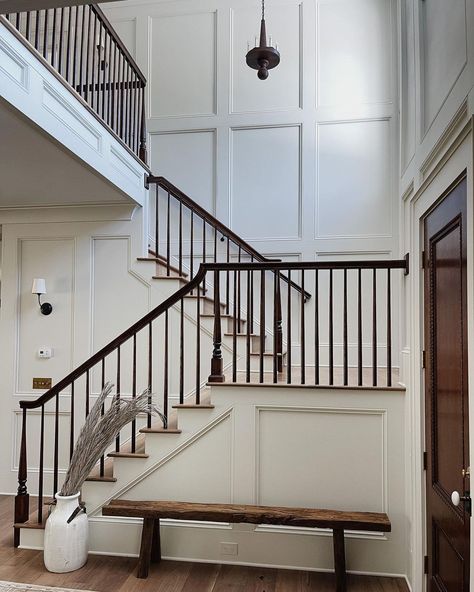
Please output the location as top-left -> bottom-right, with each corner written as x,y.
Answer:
220,542 -> 238,556
33,377 -> 52,389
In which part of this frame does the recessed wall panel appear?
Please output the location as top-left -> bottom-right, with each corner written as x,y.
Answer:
150,130 -> 216,213
18,239 -> 74,393
317,0 -> 392,106
317,120 -> 391,238
150,12 -> 216,118
421,0 -> 467,131
231,126 -> 300,240
231,5 -> 300,113
111,19 -> 137,59
258,408 -> 385,511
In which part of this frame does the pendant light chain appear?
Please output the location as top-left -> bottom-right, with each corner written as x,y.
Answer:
262,0 -> 265,21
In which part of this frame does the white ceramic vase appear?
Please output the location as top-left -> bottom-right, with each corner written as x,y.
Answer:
44,492 -> 89,573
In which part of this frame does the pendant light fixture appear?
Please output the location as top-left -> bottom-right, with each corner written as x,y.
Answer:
246,0 -> 280,80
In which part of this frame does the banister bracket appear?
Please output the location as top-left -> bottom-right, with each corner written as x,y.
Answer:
404,253 -> 410,276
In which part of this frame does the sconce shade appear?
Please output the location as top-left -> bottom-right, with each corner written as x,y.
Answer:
32,278 -> 47,295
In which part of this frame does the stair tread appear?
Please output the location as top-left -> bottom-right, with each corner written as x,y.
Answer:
172,404 -> 215,409
107,452 -> 149,459
138,254 -> 189,278
85,475 -> 117,483
140,427 -> 182,434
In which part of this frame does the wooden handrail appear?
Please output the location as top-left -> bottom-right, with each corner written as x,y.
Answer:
148,176 -> 312,301
19,266 -> 207,411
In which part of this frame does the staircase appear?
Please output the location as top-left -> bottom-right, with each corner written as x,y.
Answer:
5,4 -> 410,576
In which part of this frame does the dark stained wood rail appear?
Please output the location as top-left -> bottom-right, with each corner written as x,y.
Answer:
3,4 -> 147,162
103,499 -> 391,591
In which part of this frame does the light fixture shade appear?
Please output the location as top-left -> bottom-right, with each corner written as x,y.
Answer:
32,278 -> 47,295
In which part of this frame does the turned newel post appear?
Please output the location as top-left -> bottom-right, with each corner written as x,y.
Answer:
139,82 -> 148,164
276,272 -> 283,373
209,270 -> 225,383
14,407 -> 30,546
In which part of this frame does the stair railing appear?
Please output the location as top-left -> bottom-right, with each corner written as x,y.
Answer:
147,176 -> 310,372
14,256 -> 408,543
2,5 -> 147,162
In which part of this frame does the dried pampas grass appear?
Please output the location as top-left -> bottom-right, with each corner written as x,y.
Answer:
60,382 -> 164,496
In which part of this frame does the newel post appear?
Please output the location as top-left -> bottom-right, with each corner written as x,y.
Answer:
139,82 -> 148,164
208,270 -> 225,383
14,407 -> 30,547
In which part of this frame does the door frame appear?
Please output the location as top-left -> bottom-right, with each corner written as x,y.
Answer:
402,124 -> 473,592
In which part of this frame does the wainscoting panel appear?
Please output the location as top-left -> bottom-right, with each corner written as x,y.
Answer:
317,0 -> 392,107
17,238 -> 75,395
150,12 -> 216,118
420,0 -> 467,133
150,130 -> 216,214
316,119 -> 392,239
230,125 -> 301,241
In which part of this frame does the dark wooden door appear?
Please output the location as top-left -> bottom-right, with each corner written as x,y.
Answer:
424,173 -> 469,591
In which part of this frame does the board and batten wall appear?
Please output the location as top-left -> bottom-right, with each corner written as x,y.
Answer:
102,0 -> 401,370
102,0 -> 399,263
399,0 -> 474,588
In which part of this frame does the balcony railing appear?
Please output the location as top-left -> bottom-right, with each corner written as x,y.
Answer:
4,5 -> 147,162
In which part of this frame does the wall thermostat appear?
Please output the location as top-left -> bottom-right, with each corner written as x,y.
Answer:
38,347 -> 53,359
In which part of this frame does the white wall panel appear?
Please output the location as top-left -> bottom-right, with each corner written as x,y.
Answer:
317,0 -> 392,106
111,18 -> 137,59
231,126 -> 300,240
257,407 -> 385,511
150,12 -> 216,118
400,0 -> 415,170
421,0 -> 467,132
17,238 -> 75,394
150,130 -> 216,213
317,119 -> 392,238
231,4 -> 301,113
92,237 -> 149,351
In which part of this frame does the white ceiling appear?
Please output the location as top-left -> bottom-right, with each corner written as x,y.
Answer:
0,0 -> 122,13
0,100 -> 132,208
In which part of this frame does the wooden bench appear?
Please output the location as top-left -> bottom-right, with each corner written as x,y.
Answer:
102,500 -> 391,592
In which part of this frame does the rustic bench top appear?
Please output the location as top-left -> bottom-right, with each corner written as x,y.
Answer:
102,500 -> 391,532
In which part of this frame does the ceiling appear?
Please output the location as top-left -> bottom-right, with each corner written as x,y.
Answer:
0,0 -> 122,13
0,100 -> 132,209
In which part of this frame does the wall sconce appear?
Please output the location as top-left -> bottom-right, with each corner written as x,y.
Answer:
32,278 -> 53,316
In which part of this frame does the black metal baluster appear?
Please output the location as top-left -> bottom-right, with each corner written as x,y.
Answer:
233,270 -> 238,382
387,268 -> 392,387
69,381 -> 75,459
131,333 -> 137,452
196,288 -> 201,403
300,270 -> 305,385
329,269 -> 334,386
163,310 -> 169,426
246,269 -> 251,383
179,202 -> 183,277
166,191 -> 170,276
115,346 -> 121,452
343,269 -> 348,386
315,270 -> 319,385
147,322 -> 152,429
373,268 -> 377,387
180,298 -> 184,405
260,270 -> 265,383
53,393 -> 59,494
287,269 -> 292,384
43,9 -> 49,60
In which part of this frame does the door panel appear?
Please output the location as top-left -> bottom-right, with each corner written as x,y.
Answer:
424,174 -> 469,592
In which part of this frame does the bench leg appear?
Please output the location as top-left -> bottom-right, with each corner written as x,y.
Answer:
137,518 -> 155,578
151,518 -> 161,564
332,528 -> 347,592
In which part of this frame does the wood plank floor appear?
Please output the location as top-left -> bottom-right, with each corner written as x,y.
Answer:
0,497 -> 408,591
